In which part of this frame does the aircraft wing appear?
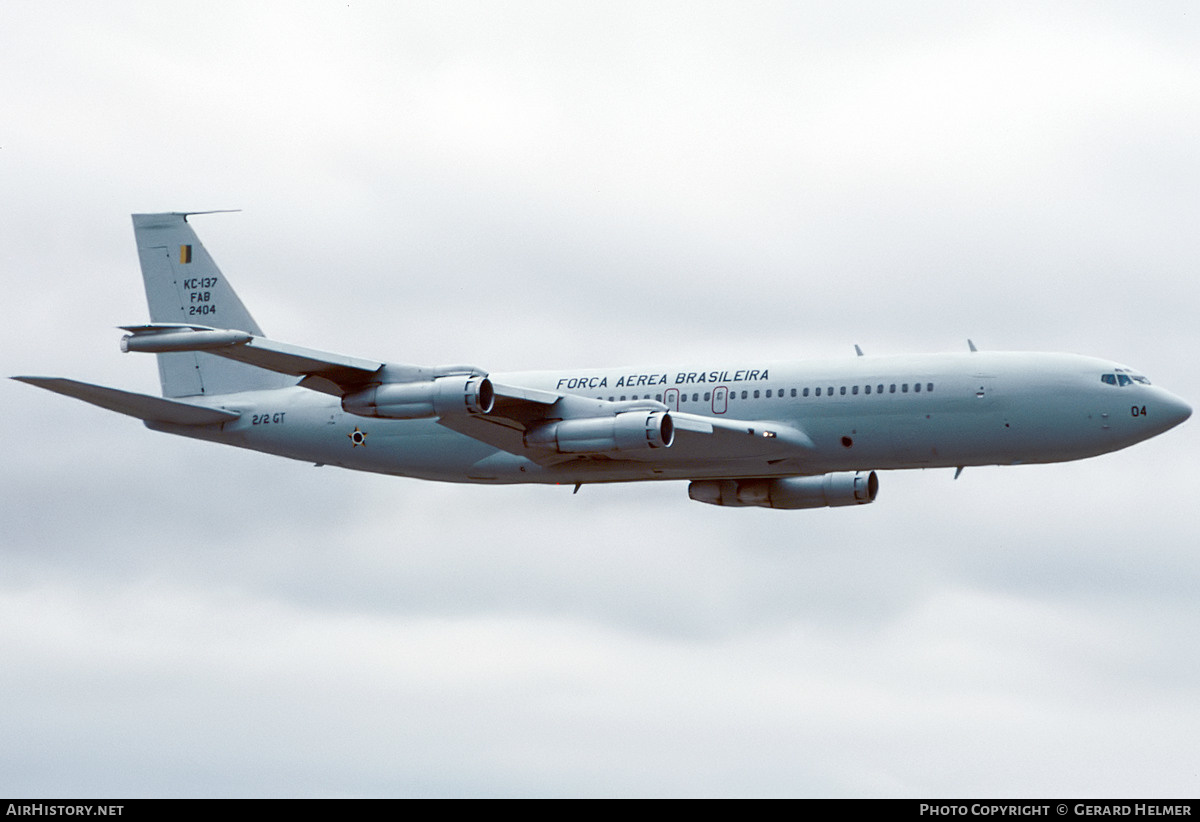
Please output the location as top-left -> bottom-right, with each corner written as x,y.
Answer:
119,323 -> 543,420
210,337 -> 383,395
440,391 -> 814,465
119,324 -> 384,395
117,325 -> 814,463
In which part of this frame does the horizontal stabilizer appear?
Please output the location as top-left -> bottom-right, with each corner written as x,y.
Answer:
12,377 -> 240,426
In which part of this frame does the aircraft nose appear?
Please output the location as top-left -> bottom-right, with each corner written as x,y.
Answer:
1158,390 -> 1192,432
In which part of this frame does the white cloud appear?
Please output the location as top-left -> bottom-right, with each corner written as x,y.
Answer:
2,0 -> 1198,797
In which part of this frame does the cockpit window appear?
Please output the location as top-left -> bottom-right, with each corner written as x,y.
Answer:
1102,371 -> 1152,387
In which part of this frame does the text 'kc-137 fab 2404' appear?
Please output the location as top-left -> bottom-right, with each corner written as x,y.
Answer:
14,212 -> 1192,510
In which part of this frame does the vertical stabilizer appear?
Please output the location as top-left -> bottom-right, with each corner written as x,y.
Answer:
132,212 -> 295,398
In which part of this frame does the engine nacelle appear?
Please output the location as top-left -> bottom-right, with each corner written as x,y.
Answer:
525,411 -> 674,453
688,471 -> 878,510
342,376 -> 494,419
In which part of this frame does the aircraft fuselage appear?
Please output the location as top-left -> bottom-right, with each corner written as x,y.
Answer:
153,350 -> 1190,485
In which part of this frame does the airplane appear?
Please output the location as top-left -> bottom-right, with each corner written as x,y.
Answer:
13,212 -> 1192,510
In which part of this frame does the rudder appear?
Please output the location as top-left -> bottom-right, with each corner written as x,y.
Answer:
132,212 -> 295,398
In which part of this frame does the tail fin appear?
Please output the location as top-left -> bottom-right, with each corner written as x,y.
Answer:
132,212 -> 295,398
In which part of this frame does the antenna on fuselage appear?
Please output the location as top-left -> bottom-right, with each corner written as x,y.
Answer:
967,339 -> 978,353
854,344 -> 864,357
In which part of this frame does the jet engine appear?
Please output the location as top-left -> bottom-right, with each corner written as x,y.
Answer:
524,411 -> 674,453
688,471 -> 878,509
341,376 -> 494,419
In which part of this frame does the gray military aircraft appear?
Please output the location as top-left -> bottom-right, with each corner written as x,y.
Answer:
14,212 -> 1192,509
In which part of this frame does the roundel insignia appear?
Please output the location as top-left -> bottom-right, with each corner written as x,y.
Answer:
348,426 -> 368,447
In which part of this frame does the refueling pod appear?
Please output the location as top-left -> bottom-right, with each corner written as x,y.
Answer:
120,326 -> 253,352
688,471 -> 878,509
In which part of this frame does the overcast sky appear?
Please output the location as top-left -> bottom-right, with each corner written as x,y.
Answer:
2,0 -> 1198,798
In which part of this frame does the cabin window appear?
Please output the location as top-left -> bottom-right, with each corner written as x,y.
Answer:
877,384 -> 884,394
814,387 -> 820,397
865,385 -> 871,395
741,390 -> 748,399
852,385 -> 859,395
803,388 -> 810,397
902,383 -> 909,393
889,384 -> 896,393
766,390 -> 772,398
704,392 -> 711,401
927,383 -> 934,392
914,383 -> 921,393
753,390 -> 760,399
